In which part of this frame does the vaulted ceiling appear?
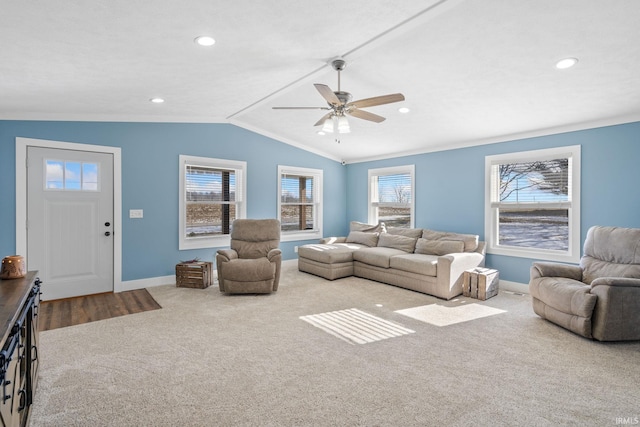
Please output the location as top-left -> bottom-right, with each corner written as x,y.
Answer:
2,1 -> 639,163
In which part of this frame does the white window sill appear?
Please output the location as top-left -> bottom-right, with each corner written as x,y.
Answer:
179,235 -> 231,250
281,231 -> 322,242
487,245 -> 580,264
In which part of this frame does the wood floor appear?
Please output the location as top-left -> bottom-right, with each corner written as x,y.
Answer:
38,289 -> 162,331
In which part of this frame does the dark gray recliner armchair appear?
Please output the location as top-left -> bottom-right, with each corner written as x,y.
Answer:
216,219 -> 282,294
529,225 -> 640,341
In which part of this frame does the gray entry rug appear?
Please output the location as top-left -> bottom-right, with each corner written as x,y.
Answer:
30,261 -> 640,427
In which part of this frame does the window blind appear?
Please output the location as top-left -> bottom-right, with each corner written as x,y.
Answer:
281,174 -> 316,204
490,157 -> 571,206
185,165 -> 241,202
371,173 -> 412,205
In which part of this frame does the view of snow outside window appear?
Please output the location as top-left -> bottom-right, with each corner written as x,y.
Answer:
497,158 -> 569,250
281,174 -> 315,232
375,173 -> 411,227
45,160 -> 98,191
185,166 -> 236,238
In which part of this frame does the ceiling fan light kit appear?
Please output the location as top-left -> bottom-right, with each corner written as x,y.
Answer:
273,58 -> 405,136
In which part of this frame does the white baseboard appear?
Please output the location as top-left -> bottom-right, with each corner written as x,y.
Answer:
117,268 -> 222,293
116,261 -> 528,296
117,275 -> 177,292
499,280 -> 529,294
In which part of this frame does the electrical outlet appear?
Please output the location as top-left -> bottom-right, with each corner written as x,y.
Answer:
294,246 -> 298,253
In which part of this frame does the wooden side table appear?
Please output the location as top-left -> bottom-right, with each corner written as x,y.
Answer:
175,262 -> 212,289
463,268 -> 499,300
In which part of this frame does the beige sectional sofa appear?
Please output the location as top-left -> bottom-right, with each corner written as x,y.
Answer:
298,222 -> 486,300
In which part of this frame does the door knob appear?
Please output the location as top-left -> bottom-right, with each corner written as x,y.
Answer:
104,231 -> 111,236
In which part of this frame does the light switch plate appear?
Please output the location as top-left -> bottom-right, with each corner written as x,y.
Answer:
129,209 -> 143,219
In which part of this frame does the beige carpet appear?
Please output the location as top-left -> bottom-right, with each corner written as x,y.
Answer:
31,261 -> 640,426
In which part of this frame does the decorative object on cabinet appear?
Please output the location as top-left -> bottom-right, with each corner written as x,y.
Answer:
0,256 -> 26,279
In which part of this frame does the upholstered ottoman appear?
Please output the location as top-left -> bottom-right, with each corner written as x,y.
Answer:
298,244 -> 356,280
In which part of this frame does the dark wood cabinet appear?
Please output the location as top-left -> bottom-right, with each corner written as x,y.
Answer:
0,272 -> 41,427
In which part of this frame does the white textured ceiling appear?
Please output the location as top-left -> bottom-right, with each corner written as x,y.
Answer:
2,0 -> 639,163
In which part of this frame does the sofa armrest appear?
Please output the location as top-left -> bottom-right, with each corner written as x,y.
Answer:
530,262 -> 582,281
267,248 -> 282,262
591,277 -> 640,288
437,252 -> 486,298
589,277 -> 640,341
320,236 -> 347,244
216,249 -> 238,262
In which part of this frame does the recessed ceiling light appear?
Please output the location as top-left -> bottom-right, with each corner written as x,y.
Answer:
398,107 -> 410,114
149,97 -> 165,103
556,57 -> 578,69
317,131 -> 326,136
195,36 -> 216,47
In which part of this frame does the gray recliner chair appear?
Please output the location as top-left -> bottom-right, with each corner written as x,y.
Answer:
529,225 -> 640,341
216,219 -> 282,294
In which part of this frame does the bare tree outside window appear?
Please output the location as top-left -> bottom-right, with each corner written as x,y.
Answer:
497,158 -> 570,250
374,172 -> 412,227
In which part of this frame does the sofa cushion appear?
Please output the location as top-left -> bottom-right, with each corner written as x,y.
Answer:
346,231 -> 379,247
377,233 -> 417,253
415,238 -> 464,256
386,227 -> 423,239
422,229 -> 479,252
353,247 -> 407,268
389,254 -> 438,276
298,244 -> 357,264
350,221 -> 386,233
222,257 -> 275,281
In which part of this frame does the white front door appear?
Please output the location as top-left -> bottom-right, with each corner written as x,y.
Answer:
27,147 -> 114,300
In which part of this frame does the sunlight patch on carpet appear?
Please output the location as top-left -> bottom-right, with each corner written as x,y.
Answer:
300,308 -> 415,345
395,303 -> 506,327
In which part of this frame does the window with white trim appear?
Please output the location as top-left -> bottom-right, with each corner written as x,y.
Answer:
278,166 -> 323,242
368,165 -> 415,228
485,145 -> 581,262
179,155 -> 246,250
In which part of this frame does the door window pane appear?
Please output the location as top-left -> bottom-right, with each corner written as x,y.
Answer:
45,160 -> 99,191
45,160 -> 64,189
82,163 -> 99,190
64,162 -> 82,190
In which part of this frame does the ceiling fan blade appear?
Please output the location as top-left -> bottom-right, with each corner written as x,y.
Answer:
348,93 -> 405,109
348,108 -> 386,123
314,83 -> 341,106
272,106 -> 330,110
313,112 -> 333,126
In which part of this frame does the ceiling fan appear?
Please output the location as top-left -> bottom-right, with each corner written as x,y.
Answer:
272,58 -> 405,134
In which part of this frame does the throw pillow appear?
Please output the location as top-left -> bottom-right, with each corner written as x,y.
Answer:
386,227 -> 423,239
346,231 -> 379,247
350,221 -> 386,233
377,233 -> 418,253
415,238 -> 465,256
421,229 -> 479,252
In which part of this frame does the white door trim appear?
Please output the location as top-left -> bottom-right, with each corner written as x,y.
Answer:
16,137 -> 123,293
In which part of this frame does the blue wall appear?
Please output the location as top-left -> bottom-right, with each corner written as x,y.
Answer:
0,121 -> 347,281
346,121 -> 640,283
2,120 -> 639,285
